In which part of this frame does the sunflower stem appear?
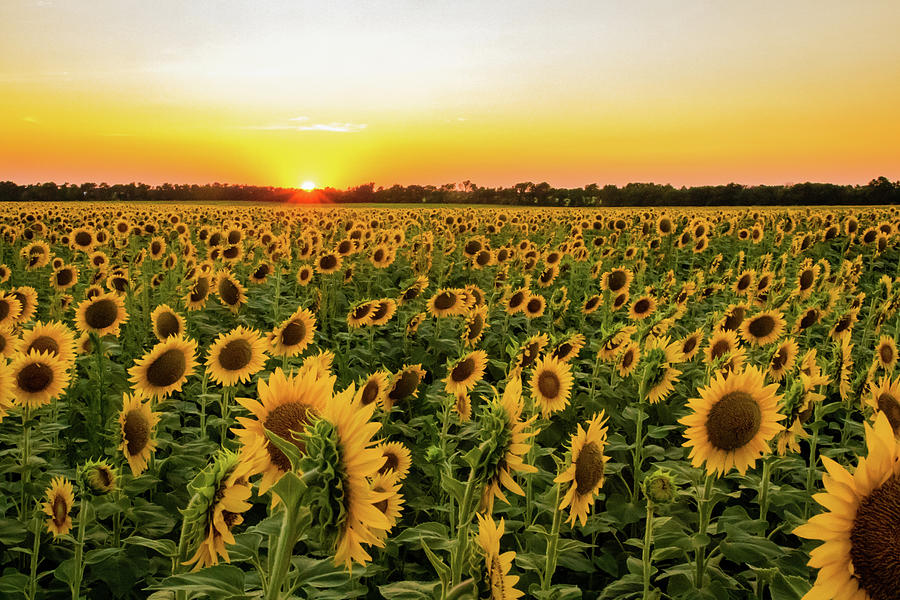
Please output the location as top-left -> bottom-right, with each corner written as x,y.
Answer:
693,475 -> 714,589
272,266 -> 281,324
91,333 -> 104,456
265,504 -> 300,600
198,368 -> 209,441
71,492 -> 90,600
758,457 -> 772,525
27,515 -> 41,600
642,498 -> 654,599
803,402 -> 823,519
540,482 -> 563,591
450,468 -> 478,587
19,404 -> 32,520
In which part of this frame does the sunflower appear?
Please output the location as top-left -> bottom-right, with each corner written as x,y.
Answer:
397,275 -> 428,305
523,294 -> 546,318
369,470 -> 405,540
733,269 -> 755,296
739,310 -> 786,346
597,325 -> 636,361
316,252 -> 342,274
767,338 -> 799,382
151,304 -> 186,341
549,333 -> 585,363
11,287 -> 38,324
75,292 -> 128,337
0,326 -> 16,359
839,337 -> 854,402
358,371 -> 390,408
513,333 -> 549,371
867,375 -> 900,437
368,299 -> 397,326
679,366 -> 784,476
476,514 -> 525,600
0,363 -> 12,421
375,441 -> 412,480
17,321 -> 77,368
428,288 -> 464,318
384,364 -> 426,410
829,309 -> 859,341
717,303 -> 747,332
268,306 -> 316,357
617,342 -> 641,377
215,271 -> 247,313
582,294 -> 601,315
206,327 -> 268,387
83,460 -> 118,494
629,295 -> 657,321
462,305 -> 489,347
794,412 -> 900,600
50,264 -> 78,291
706,329 -> 740,365
602,268 -> 633,294
183,444 -> 267,570
10,351 -> 70,408
530,355 -> 574,417
677,329 -> 704,361
643,335 -> 683,404
347,302 -> 374,329
0,293 -> 22,329
874,335 -> 897,372
129,336 -> 198,399
555,411 -> 610,526
296,265 -> 314,286
794,307 -> 821,333
184,275 -> 211,311
478,378 -> 538,513
118,393 -> 161,476
42,476 -> 75,538
443,350 -> 488,396
503,288 -> 529,315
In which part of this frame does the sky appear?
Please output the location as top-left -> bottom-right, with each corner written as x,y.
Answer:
1,0 -> 899,189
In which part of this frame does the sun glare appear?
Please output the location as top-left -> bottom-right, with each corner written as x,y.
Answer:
300,180 -> 316,191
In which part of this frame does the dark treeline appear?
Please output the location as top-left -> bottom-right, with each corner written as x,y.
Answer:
1,177 -> 898,207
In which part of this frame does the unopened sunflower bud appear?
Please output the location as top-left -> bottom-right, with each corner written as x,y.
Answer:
425,445 -> 445,463
82,460 -> 117,494
644,470 -> 677,505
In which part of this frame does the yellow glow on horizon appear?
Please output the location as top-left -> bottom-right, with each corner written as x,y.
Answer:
300,180 -> 316,191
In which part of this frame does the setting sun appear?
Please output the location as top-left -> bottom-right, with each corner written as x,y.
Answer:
299,180 -> 316,191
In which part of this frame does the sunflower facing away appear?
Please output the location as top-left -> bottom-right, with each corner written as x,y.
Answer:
794,412 -> 900,600
443,350 -> 488,396
42,476 -> 75,538
530,355 -> 574,417
476,514 -> 525,600
9,350 -> 70,408
129,336 -> 198,399
679,366 -> 784,476
75,292 -> 128,337
555,411 -> 610,526
205,326 -> 268,387
119,393 -> 161,476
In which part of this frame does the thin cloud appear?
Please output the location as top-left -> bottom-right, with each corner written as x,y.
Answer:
239,118 -> 366,133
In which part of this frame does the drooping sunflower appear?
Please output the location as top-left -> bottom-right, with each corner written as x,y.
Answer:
118,393 -> 161,476
867,375 -> 900,437
9,351 -> 70,408
75,292 -> 128,337
369,470 -> 405,541
443,350 -> 488,396
555,411 -> 610,526
642,335 -> 683,404
42,476 -> 75,538
269,306 -> 316,357
597,325 -> 636,361
151,304 -> 186,341
216,271 -> 247,313
357,371 -> 390,408
397,275 -> 429,305
794,412 -> 900,600
478,378 -> 538,513
184,275 -> 211,311
679,366 -> 784,476
375,441 -> 412,481
384,364 -> 426,410
232,368 -> 333,496
530,355 -> 574,417
206,326 -> 268,387
759,326 -> 791,370
17,321 -> 78,368
739,310 -> 786,346
128,336 -> 198,400
874,335 -> 897,372
582,294 -> 601,315
512,333 -> 550,372
476,514 -> 525,600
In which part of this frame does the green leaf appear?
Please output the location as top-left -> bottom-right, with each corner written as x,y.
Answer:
84,547 -> 124,565
270,470 -> 307,512
770,573 -> 811,599
719,529 -> 782,565
378,580 -> 440,599
265,428 -> 304,472
54,558 -> 78,586
124,535 -> 178,557
420,537 -> 450,587
291,556 -> 352,589
440,475 -> 466,506
0,571 -> 29,599
148,565 -> 246,598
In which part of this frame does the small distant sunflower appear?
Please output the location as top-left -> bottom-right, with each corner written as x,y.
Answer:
513,333 -> 549,371
269,306 -> 316,357
384,364 -> 426,410
794,307 -> 821,333
42,476 -> 75,538
216,272 -> 247,313
296,265 -> 314,286
476,514 -> 525,600
523,294 -> 546,318
550,333 -> 586,363
397,275 -> 429,305
10,351 -> 70,408
739,310 -> 786,346
462,305 -> 489,347
443,350 -> 488,396
347,302 -> 374,329
75,292 -> 127,337
368,299 -> 397,326
504,288 -> 529,315
206,327 -> 268,387
678,329 -> 704,361
555,411 -> 610,526
427,288 -> 464,317
597,325 -> 636,361
617,342 -> 641,377
11,287 -> 38,324
151,304 -> 186,340
643,335 -> 682,404
375,441 -> 411,480
129,336 -> 198,399
794,412 -> 900,600
874,335 -> 897,372
582,294 -> 601,315
768,338 -> 799,382
629,295 -> 657,321
17,321 -> 77,368
357,371 -> 390,408
0,293 -> 22,329
530,355 -> 574,417
679,366 -> 784,476
118,393 -> 161,476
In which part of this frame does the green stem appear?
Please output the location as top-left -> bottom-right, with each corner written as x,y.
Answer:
541,482 -> 564,591
20,404 -> 32,519
694,476 -> 714,589
632,403 -> 645,504
450,469 -> 479,587
642,500 -> 654,599
92,334 -> 104,456
804,403 -> 822,519
759,458 -> 772,525
71,494 -> 90,600
28,516 -> 41,600
273,267 -> 281,324
198,368 -> 209,441
264,505 -> 300,600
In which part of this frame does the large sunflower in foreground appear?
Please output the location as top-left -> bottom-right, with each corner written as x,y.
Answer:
75,292 -> 128,337
42,476 -> 75,538
794,412 -> 900,600
119,393 -> 161,476
555,411 -> 610,526
10,350 -> 70,408
129,336 -> 198,399
679,366 -> 784,476
476,514 -> 524,600
232,368 -> 333,496
206,326 -> 268,387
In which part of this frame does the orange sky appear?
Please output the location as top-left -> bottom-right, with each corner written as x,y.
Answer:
1,1 -> 898,189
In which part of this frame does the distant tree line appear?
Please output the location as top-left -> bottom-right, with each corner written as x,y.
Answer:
1,177 -> 897,207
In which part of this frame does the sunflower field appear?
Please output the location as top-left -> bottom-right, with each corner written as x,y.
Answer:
0,203 -> 898,600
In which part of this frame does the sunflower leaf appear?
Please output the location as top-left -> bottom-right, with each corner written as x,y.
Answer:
265,428 -> 304,473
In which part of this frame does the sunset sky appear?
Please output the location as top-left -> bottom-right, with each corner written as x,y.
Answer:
2,0 -> 898,189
